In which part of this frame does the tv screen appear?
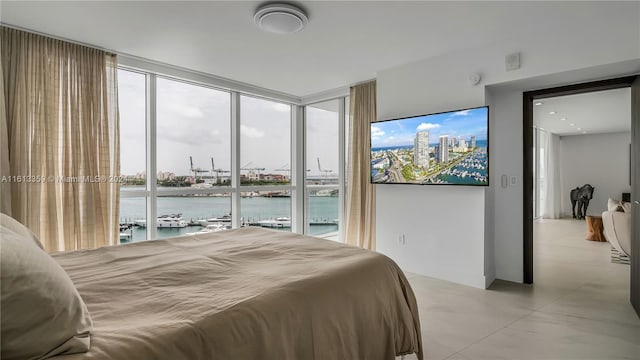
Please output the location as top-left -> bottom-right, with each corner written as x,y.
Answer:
371,106 -> 489,186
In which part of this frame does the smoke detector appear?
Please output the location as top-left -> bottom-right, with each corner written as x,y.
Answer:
254,3 -> 308,34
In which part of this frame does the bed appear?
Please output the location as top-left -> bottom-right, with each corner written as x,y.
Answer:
49,227 -> 423,359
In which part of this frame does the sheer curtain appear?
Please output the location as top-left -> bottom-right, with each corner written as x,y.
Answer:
0,61 -> 10,215
541,131 -> 561,219
344,81 -> 376,250
1,27 -> 120,252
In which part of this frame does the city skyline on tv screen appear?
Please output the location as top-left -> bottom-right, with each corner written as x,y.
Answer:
371,106 -> 489,186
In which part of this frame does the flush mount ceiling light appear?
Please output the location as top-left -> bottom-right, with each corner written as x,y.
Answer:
534,102 -> 544,106
548,111 -> 557,115
254,3 -> 308,34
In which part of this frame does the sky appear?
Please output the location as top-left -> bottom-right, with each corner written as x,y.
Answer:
118,69 -> 339,177
371,107 -> 488,148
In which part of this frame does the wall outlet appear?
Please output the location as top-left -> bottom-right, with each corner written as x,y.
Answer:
398,234 -> 406,245
510,176 -> 518,186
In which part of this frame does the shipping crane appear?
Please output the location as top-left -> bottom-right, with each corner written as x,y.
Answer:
317,157 -> 333,177
240,162 -> 266,173
240,162 -> 265,181
211,158 -> 230,183
190,156 -> 209,179
274,163 -> 290,172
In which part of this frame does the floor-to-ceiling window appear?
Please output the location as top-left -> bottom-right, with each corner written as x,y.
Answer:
239,95 -> 292,230
117,66 -> 348,243
118,69 -> 147,242
155,77 -> 232,238
305,99 -> 341,238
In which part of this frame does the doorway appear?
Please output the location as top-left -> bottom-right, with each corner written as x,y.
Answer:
522,75 -> 639,315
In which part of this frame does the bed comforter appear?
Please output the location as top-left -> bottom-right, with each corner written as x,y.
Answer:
52,227 -> 423,360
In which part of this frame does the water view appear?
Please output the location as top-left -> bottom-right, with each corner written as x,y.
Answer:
120,195 -> 339,242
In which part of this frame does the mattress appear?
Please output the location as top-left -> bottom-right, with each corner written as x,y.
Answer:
52,227 -> 423,359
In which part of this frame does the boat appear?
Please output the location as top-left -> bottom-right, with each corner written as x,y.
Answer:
185,223 -> 227,235
135,214 -> 188,228
258,217 -> 291,228
119,224 -> 134,241
197,214 -> 232,227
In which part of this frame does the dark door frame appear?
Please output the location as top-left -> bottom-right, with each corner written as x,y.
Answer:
522,75 -> 637,284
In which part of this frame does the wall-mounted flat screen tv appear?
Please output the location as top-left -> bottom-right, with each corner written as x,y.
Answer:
371,106 -> 489,186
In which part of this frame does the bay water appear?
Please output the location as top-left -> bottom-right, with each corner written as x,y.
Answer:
120,196 -> 339,242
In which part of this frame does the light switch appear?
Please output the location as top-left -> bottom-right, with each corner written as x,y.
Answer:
510,176 -> 518,186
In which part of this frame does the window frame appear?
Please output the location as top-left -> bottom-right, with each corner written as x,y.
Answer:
117,62 -> 348,242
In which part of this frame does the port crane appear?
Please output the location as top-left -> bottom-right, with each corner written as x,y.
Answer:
190,156 -> 209,179
274,163 -> 290,172
240,162 -> 265,180
211,158 -> 230,183
240,162 -> 265,173
317,157 -> 333,177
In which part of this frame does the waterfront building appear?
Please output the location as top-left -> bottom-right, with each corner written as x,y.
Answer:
372,157 -> 389,169
157,171 -> 176,181
438,135 -> 449,163
471,136 -> 476,148
414,130 -> 430,168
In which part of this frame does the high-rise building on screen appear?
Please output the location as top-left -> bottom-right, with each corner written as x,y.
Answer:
414,130 -> 430,167
471,136 -> 476,148
438,135 -> 449,163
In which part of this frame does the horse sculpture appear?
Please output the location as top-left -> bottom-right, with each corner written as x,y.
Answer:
570,184 -> 594,220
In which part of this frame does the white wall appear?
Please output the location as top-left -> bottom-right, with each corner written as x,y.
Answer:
376,186 -> 486,288
559,132 -> 631,217
485,88 -> 524,283
375,3 -> 639,287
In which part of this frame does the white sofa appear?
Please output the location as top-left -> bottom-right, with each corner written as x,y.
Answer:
602,199 -> 631,257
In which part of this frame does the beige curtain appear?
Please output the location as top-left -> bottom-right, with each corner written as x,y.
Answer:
1,27 -> 120,252
0,56 -> 10,215
344,81 -> 376,250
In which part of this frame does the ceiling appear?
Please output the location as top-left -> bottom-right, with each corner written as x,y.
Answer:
533,88 -> 631,136
0,1 -> 636,97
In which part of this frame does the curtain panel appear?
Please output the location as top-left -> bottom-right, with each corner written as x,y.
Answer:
0,27 -> 120,252
542,132 -> 562,219
344,81 -> 376,250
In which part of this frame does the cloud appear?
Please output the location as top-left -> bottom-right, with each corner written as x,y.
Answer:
183,106 -> 204,118
271,102 -> 291,113
158,127 -> 224,146
241,124 -> 265,138
453,110 -> 471,116
162,102 -> 205,118
417,122 -> 440,131
371,126 -> 385,138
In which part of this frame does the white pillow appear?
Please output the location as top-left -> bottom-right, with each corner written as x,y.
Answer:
0,226 -> 93,359
621,201 -> 632,213
0,213 -> 44,249
607,198 -> 624,212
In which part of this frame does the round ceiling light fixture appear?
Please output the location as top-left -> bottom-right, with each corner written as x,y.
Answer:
254,3 -> 308,34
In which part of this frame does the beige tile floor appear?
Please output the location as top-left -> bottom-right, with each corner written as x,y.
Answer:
402,218 -> 640,360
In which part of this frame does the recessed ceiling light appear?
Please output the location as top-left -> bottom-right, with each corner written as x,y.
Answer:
549,111 -> 557,115
254,3 -> 308,34
582,131 -> 587,134
569,123 -> 575,126
539,127 -> 545,130
560,117 -> 567,121
577,127 -> 582,131
535,102 -> 544,106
